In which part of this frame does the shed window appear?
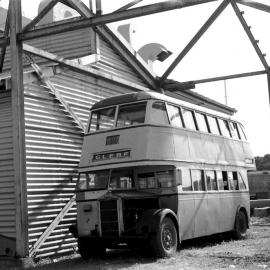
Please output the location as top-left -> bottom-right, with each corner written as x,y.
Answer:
90,107 -> 116,132
116,102 -> 146,127
167,104 -> 183,128
151,101 -> 169,125
182,109 -> 196,130
191,170 -> 205,191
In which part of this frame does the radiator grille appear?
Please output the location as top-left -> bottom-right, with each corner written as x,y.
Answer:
100,200 -> 119,237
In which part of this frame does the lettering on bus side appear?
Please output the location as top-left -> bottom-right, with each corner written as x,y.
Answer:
92,150 -> 131,162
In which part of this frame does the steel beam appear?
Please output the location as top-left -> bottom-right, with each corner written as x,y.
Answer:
114,0 -> 144,12
22,0 -> 59,32
17,0 -> 218,42
10,0 -> 28,258
159,0 -> 229,84
230,0 -> 269,70
188,70 -> 267,84
236,0 -> 270,13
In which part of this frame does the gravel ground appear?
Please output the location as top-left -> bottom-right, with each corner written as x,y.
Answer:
5,217 -> 270,270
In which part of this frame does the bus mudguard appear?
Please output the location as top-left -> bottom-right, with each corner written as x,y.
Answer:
135,208 -> 180,240
235,205 -> 250,228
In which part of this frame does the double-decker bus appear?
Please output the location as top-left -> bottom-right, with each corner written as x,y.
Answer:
72,91 -> 255,259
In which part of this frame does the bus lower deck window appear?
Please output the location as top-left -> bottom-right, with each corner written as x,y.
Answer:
191,170 -> 205,191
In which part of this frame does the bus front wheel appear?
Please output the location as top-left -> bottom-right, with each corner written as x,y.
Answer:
150,217 -> 177,258
78,238 -> 106,260
233,210 -> 248,240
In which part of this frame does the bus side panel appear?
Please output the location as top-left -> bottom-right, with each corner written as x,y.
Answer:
194,192 -> 209,238
147,127 -> 175,160
219,192 -> 239,231
207,192 -> 223,235
178,192 -> 195,240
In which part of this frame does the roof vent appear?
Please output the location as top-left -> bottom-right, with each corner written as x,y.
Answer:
117,24 -> 136,46
138,43 -> 172,69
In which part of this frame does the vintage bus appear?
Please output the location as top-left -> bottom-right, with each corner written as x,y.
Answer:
72,91 -> 255,259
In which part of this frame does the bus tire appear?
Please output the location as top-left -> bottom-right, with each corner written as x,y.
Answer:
78,238 -> 106,260
233,210 -> 248,240
150,217 -> 177,258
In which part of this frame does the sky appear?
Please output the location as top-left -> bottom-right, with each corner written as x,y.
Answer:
1,0 -> 270,157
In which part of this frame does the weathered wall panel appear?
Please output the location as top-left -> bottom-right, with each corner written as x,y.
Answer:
24,70 -> 134,258
0,91 -> 16,239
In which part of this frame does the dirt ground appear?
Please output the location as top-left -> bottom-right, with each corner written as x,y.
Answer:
6,217 -> 270,270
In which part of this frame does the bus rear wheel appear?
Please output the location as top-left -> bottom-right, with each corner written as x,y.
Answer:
78,238 -> 106,260
233,210 -> 248,240
150,217 -> 177,258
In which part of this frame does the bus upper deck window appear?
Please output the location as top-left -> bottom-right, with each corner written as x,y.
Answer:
207,116 -> 220,135
167,104 -> 183,128
229,122 -> 240,139
195,112 -> 209,133
218,119 -> 231,137
151,101 -> 169,125
238,123 -> 247,141
116,102 -> 146,127
89,107 -> 116,132
182,109 -> 196,130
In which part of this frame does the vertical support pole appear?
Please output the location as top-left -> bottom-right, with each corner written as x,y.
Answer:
10,0 -> 28,258
267,71 -> 270,104
96,0 -> 102,15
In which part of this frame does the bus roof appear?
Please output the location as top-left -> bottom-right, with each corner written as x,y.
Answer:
91,91 -> 231,117
91,91 -> 156,110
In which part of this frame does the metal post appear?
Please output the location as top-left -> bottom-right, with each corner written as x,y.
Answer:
10,0 -> 28,257
96,0 -> 102,15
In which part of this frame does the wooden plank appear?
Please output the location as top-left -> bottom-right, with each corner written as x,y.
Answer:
10,0 -> 28,258
24,55 -> 86,133
230,0 -> 269,70
29,195 -> 75,257
159,0 -> 229,83
18,0 -> 218,41
22,0 -> 60,32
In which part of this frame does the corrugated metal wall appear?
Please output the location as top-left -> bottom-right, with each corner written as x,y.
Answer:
0,91 -> 16,239
3,28 -> 147,87
24,70 -> 135,258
